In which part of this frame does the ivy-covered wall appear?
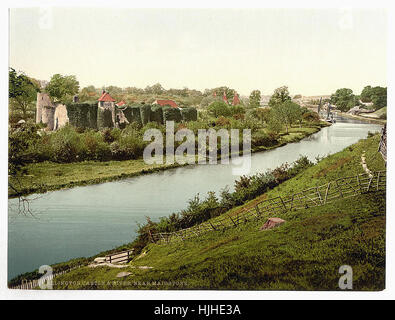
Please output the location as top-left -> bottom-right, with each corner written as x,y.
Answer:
66,103 -> 98,129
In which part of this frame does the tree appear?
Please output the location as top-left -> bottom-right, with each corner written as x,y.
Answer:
268,86 -> 291,107
269,101 -> 302,133
361,85 -> 387,110
249,90 -> 261,108
9,68 -> 40,119
330,88 -> 356,112
45,74 -> 79,103
207,101 -> 231,118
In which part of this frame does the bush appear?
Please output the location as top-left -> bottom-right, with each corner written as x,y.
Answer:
123,105 -> 143,127
207,101 -> 231,117
180,107 -> 198,122
150,105 -> 164,124
163,106 -> 182,123
140,105 -> 151,125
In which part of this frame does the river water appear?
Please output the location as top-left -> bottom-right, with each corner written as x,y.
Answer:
8,117 -> 382,280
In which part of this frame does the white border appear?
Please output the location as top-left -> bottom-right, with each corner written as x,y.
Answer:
1,0 -> 394,300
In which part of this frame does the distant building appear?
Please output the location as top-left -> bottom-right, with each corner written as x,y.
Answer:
153,99 -> 178,108
116,100 -> 126,107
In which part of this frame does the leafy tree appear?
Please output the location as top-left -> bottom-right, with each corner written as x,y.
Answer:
79,85 -> 98,102
144,83 -> 165,95
330,88 -> 357,112
268,86 -> 291,107
211,86 -> 235,103
269,101 -> 302,133
360,86 -> 387,110
207,101 -> 231,117
45,74 -> 79,103
249,90 -> 261,108
9,68 -> 40,119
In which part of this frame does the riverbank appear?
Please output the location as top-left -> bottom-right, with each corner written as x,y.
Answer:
9,132 -> 385,287
39,134 -> 386,290
8,123 -> 328,198
336,111 -> 387,125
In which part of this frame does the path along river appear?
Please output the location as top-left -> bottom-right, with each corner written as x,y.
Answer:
8,117 -> 382,280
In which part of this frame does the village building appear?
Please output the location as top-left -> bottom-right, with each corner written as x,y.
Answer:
153,99 -> 179,108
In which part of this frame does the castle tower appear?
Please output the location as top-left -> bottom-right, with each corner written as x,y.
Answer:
97,90 -> 116,128
36,92 -> 55,130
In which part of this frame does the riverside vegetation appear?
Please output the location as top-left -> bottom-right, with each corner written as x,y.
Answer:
9,134 -> 385,290
8,102 -> 326,198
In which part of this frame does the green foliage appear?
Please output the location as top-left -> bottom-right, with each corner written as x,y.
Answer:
150,105 -> 164,124
9,68 -> 40,119
140,104 -> 152,125
249,90 -> 261,108
180,107 -> 198,122
360,86 -> 387,110
8,123 -> 42,175
207,101 -> 232,117
66,103 -> 98,129
97,108 -> 113,129
268,86 -> 291,107
123,105 -> 142,126
45,74 -> 79,103
330,88 -> 357,112
270,101 -> 303,133
163,106 -> 182,123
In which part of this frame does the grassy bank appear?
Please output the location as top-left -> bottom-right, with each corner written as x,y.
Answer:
8,123 -> 326,198
41,134 -> 386,290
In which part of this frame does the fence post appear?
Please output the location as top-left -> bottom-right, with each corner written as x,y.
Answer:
228,215 -> 238,227
336,179 -> 343,198
279,196 -> 287,210
208,221 -> 217,231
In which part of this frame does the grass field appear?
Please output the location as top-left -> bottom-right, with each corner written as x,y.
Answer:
50,134 -> 386,290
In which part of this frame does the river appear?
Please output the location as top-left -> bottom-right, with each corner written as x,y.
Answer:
8,117 -> 382,280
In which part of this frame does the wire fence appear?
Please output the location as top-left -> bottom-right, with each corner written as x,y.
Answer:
151,171 -> 386,245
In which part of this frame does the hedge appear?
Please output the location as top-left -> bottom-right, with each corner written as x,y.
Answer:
140,104 -> 151,125
66,103 -> 97,129
123,105 -> 142,126
163,106 -> 182,123
150,105 -> 164,124
97,107 -> 113,129
180,107 -> 198,122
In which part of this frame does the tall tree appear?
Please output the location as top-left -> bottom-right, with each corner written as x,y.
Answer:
249,90 -> 261,108
330,88 -> 356,112
45,74 -> 79,103
9,68 -> 40,119
268,86 -> 291,107
269,101 -> 302,133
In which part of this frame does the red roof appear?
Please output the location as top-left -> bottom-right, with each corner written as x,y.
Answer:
98,92 -> 116,102
116,100 -> 126,107
155,100 -> 178,108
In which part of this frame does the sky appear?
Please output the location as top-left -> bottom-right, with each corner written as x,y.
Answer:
9,7 -> 387,96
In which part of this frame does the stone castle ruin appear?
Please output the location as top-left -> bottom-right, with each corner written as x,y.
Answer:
36,91 -> 198,131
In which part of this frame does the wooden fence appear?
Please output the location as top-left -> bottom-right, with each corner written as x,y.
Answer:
9,249 -> 134,290
105,249 -> 134,264
151,171 -> 386,245
9,265 -> 82,290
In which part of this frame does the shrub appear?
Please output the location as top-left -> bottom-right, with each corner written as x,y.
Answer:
163,106 -> 182,123
207,101 -> 231,118
180,107 -> 198,122
150,105 -> 164,124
